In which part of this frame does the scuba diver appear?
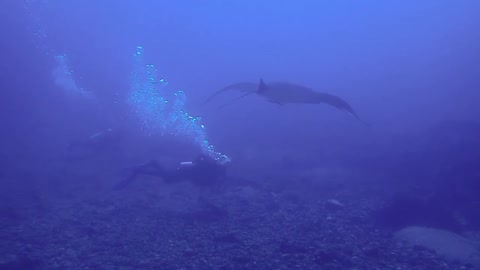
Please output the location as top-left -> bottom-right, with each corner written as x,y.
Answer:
113,154 -> 230,190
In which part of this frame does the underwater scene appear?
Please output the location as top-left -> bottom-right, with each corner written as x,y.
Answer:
1,0 -> 480,269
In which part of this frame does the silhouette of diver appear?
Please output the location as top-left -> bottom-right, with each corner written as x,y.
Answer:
114,154 -> 228,190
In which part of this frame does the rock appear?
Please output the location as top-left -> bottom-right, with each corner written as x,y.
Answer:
326,199 -> 345,210
394,226 -> 480,268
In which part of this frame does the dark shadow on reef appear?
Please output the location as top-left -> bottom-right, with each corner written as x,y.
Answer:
372,120 -> 480,233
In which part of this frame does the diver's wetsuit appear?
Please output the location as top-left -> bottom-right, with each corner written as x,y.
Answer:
114,154 -> 227,190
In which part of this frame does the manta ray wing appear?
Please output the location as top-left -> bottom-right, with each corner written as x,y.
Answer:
314,92 -> 370,125
216,90 -> 258,109
203,82 -> 257,104
314,93 -> 358,118
209,79 -> 369,125
259,81 -> 368,125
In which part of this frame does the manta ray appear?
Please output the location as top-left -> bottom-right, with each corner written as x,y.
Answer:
204,79 -> 368,125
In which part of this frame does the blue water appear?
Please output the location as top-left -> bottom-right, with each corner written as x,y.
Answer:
1,1 -> 480,269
